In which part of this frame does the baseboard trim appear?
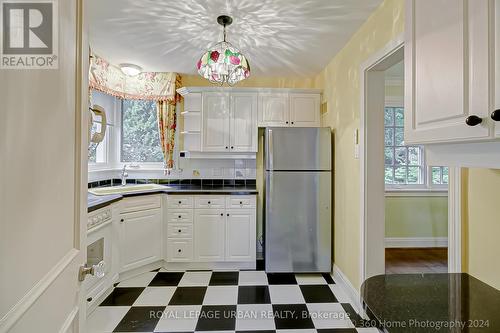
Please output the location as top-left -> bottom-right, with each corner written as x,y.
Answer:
385,237 -> 448,248
332,264 -> 362,314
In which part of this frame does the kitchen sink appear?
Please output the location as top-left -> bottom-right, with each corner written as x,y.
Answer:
89,184 -> 168,196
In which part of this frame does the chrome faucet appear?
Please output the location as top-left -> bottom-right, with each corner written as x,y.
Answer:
120,165 -> 128,186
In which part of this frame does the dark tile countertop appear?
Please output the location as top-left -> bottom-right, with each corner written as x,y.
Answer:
361,273 -> 500,332
88,184 -> 258,212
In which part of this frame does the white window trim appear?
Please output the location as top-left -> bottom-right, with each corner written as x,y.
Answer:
383,102 -> 448,192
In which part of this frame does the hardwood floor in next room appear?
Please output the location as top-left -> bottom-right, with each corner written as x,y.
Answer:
385,248 -> 448,274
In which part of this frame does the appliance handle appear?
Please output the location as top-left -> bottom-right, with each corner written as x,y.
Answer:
267,129 -> 274,171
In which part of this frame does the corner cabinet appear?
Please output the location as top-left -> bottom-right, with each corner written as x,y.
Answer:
405,0 -> 494,144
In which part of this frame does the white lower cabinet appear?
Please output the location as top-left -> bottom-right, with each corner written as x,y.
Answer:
225,209 -> 256,261
194,209 -> 226,261
119,198 -> 162,273
166,194 -> 256,266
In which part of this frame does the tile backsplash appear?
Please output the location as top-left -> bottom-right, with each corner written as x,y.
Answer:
88,159 -> 257,184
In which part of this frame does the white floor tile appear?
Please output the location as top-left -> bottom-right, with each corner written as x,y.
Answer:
268,285 -> 305,304
154,305 -> 202,332
295,274 -> 328,285
203,286 -> 238,305
116,272 -> 157,288
236,304 -> 275,331
329,284 -> 352,303
133,287 -> 176,306
178,271 -> 212,286
306,303 -> 354,329
356,328 -> 381,332
87,306 -> 130,333
238,271 -> 268,285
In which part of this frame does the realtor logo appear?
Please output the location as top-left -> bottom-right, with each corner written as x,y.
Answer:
1,0 -> 58,69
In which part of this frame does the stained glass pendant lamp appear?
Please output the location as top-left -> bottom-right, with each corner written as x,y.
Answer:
197,15 -> 250,85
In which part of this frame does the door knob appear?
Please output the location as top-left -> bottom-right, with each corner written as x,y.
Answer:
491,109 -> 500,121
78,261 -> 106,281
465,115 -> 482,126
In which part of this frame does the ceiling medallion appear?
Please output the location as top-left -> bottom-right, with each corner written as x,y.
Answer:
197,15 -> 250,86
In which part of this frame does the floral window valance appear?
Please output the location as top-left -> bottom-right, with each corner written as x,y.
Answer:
89,52 -> 180,102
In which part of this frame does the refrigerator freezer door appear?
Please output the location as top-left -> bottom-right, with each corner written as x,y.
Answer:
265,171 -> 331,272
265,127 -> 331,171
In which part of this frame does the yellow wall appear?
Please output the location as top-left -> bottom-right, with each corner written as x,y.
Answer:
464,169 -> 500,290
181,74 -> 315,89
314,0 -> 404,289
385,196 -> 448,238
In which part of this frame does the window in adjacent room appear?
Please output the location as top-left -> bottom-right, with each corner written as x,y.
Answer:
121,99 -> 163,163
88,121 -> 108,164
384,106 -> 448,188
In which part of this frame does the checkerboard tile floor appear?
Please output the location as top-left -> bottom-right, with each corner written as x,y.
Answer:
87,269 -> 379,333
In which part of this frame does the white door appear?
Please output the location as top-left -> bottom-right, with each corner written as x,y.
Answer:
120,209 -> 162,272
0,0 -> 87,331
495,0 -> 500,138
405,0 -> 492,144
202,92 -> 230,151
289,94 -> 320,127
225,210 -> 256,261
258,93 -> 290,127
230,93 -> 258,152
194,209 -> 225,261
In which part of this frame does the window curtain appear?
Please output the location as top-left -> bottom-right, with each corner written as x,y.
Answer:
89,52 -> 178,101
157,100 -> 177,170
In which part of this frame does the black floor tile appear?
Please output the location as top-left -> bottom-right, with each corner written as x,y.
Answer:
266,273 -> 297,285
195,305 -> 237,331
149,272 -> 184,286
316,329 -> 358,333
300,285 -> 338,303
341,303 -> 376,328
209,271 -> 239,286
113,306 -> 165,332
272,304 -> 314,329
100,287 -> 144,306
322,273 -> 335,284
238,286 -> 271,304
169,287 -> 207,305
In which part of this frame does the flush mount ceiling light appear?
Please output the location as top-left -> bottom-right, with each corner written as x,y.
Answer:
197,15 -> 250,86
119,63 -> 142,76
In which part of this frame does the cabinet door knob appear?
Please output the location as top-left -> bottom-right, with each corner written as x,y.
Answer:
178,229 -> 182,233
465,115 -> 483,126
220,213 -> 223,216
227,213 -> 230,216
208,201 -> 211,204
239,201 -> 243,205
231,146 -> 234,149
120,218 -> 124,223
178,249 -> 182,253
178,215 -> 182,218
178,201 -> 182,204
285,121 -> 289,124
225,146 -> 229,149
491,109 -> 500,121
291,121 -> 294,125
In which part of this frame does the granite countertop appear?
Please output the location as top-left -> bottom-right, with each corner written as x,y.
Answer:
361,273 -> 500,332
88,184 -> 258,212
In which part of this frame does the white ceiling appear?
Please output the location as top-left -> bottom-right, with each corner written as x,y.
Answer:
87,0 -> 382,77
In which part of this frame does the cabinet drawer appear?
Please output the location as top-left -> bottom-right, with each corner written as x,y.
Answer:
167,223 -> 193,238
167,209 -> 193,223
167,239 -> 193,262
195,195 -> 225,209
121,195 -> 161,213
226,195 -> 256,209
167,196 -> 194,209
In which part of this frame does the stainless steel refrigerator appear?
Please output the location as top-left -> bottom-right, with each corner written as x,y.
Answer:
264,127 -> 332,273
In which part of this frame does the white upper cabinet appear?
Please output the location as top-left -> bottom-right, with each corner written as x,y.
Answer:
405,0 -> 494,144
289,93 -> 320,127
258,93 -> 290,127
230,93 -> 258,152
202,92 -> 230,151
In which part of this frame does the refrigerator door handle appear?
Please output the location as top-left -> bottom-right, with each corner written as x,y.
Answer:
267,129 -> 274,170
